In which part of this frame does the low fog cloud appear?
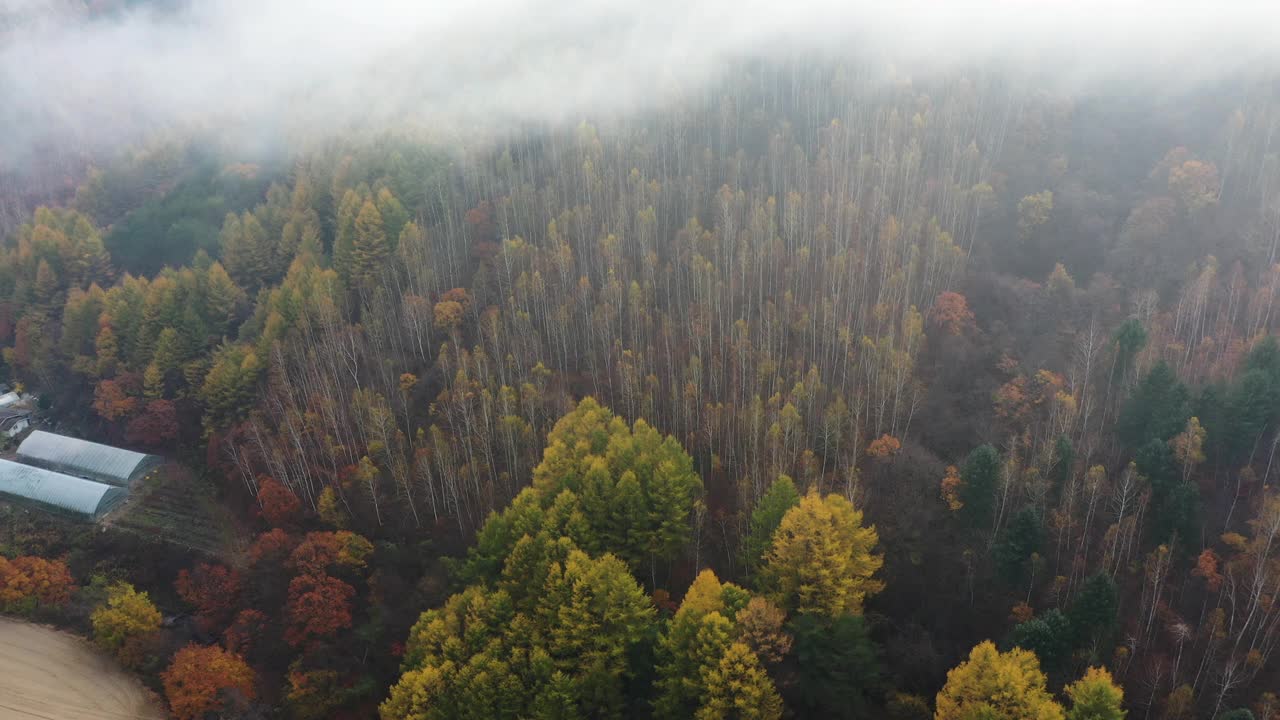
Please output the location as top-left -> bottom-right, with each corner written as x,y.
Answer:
2,0 -> 1278,163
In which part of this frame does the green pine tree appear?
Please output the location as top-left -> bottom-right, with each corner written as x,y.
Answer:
332,189 -> 362,284
351,200 -> 389,288
1117,361 -> 1191,446
744,475 -> 801,575
959,445 -> 1000,530
995,507 -> 1044,584
1068,573 -> 1118,654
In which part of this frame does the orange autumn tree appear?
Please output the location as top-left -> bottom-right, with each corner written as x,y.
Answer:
287,530 -> 374,577
162,644 -> 256,720
92,378 -> 138,421
940,466 -> 964,512
14,556 -> 74,605
248,528 -> 295,566
929,291 -> 975,336
1192,549 -> 1224,593
0,557 -> 34,604
1,556 -> 74,607
866,434 -> 902,458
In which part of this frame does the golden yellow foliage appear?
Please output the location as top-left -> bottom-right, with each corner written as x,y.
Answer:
762,489 -> 883,617
696,642 -> 784,720
91,582 -> 162,656
1064,667 -> 1124,720
934,641 -> 1064,720
1170,416 -> 1206,473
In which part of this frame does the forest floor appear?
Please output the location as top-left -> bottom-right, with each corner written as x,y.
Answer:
0,616 -> 165,719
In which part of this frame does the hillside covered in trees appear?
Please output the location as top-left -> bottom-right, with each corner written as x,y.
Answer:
4,5 -> 1280,718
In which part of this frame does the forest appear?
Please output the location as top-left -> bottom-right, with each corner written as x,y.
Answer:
4,3 -> 1280,718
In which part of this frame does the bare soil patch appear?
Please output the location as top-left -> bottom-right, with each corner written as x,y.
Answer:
0,617 -> 164,719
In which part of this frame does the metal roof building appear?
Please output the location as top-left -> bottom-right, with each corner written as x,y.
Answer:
0,408 -> 31,438
0,458 -> 127,520
16,431 -> 159,487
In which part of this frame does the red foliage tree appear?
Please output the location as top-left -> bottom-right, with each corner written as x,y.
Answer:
248,528 -> 296,567
224,609 -> 268,656
464,200 -> 495,242
288,532 -> 342,576
161,643 -> 256,720
125,399 -> 179,447
257,476 -> 302,527
175,563 -> 243,634
284,573 -> 355,647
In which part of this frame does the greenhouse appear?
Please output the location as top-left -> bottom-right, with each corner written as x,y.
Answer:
16,431 -> 159,487
0,459 -> 127,521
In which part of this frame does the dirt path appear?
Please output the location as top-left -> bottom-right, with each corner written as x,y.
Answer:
0,617 -> 165,719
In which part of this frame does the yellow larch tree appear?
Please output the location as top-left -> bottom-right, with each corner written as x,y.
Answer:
934,641 -> 1064,720
760,488 -> 883,617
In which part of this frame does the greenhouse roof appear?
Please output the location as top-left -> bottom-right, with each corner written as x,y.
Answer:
16,431 -> 158,487
0,458 -> 127,520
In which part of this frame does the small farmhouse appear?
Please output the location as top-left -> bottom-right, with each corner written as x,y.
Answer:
0,408 -> 31,439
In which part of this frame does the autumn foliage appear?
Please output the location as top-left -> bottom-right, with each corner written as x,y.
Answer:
761,489 -> 883,617
92,377 -> 138,421
125,399 -> 179,447
248,528 -> 296,566
225,609 -> 268,656
287,530 -> 374,577
162,643 -> 256,720
940,465 -> 963,512
91,582 -> 162,662
929,291 -> 975,336
866,434 -> 901,458
257,476 -> 302,526
175,563 -> 243,633
0,555 -> 73,606
1192,549 -> 1224,593
934,641 -> 1063,720
285,573 -> 355,647
9,68 -> 1280,720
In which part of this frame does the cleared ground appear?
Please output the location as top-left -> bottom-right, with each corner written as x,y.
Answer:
0,617 -> 164,719
107,462 -> 248,560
